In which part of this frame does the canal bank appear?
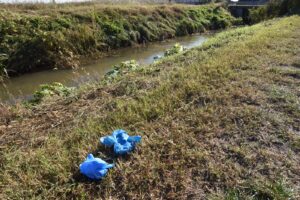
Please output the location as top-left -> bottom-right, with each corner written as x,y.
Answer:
0,34 -> 207,101
0,3 -> 237,79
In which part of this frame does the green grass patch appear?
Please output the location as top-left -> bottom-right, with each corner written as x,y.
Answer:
0,16 -> 300,199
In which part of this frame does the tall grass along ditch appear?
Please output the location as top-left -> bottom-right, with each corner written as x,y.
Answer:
0,3 -> 237,78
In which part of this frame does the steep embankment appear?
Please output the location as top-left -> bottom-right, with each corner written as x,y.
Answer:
1,16 -> 300,199
0,3 -> 236,78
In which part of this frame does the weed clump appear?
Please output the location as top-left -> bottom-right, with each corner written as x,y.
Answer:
164,43 -> 185,57
30,82 -> 75,104
106,60 -> 139,80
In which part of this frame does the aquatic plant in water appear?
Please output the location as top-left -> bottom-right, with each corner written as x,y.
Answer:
30,82 -> 75,104
105,60 -> 139,79
164,43 -> 185,57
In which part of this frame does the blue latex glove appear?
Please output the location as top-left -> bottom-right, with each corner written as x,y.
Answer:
100,129 -> 142,155
79,154 -> 114,180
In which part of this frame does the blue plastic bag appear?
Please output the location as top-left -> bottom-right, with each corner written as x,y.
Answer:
100,129 -> 141,155
79,154 -> 114,180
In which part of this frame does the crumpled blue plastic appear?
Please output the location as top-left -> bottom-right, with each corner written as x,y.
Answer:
79,154 -> 114,180
100,129 -> 141,155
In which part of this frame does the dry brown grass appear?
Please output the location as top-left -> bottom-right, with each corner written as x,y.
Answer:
0,16 -> 300,199
0,2 -> 190,15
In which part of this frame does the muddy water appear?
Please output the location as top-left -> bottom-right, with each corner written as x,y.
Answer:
0,34 -> 207,102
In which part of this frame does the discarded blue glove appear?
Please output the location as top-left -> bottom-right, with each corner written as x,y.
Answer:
79,154 -> 114,180
100,129 -> 141,155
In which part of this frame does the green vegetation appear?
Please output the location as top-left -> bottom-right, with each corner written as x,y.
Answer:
105,60 -> 140,80
29,82 -> 75,105
0,3 -> 236,78
164,43 -> 185,56
1,15 -> 300,199
249,0 -> 300,23
212,179 -> 294,199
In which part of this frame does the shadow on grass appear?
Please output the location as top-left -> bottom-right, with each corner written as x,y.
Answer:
71,143 -> 135,183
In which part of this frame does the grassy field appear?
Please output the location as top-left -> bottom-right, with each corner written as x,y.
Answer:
1,15 -> 300,199
0,3 -> 236,79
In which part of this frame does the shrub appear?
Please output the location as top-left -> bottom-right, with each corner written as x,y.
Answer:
211,15 -> 232,29
249,0 -> 300,24
249,7 -> 268,24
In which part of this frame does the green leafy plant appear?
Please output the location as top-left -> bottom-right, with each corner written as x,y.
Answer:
164,43 -> 185,57
106,60 -> 139,80
30,82 -> 75,104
